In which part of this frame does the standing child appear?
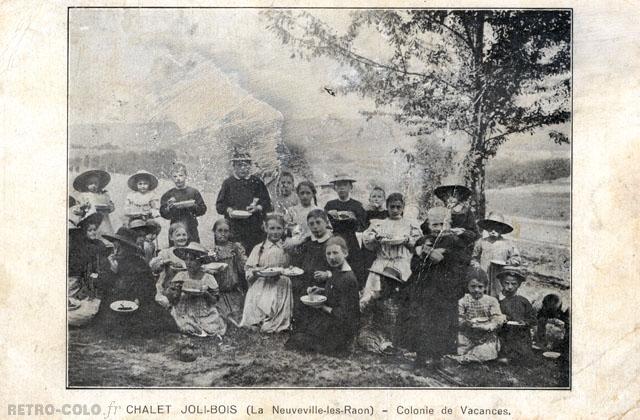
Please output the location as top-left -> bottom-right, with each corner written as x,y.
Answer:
324,173 -> 367,285
273,171 -> 299,216
444,267 -> 506,365
239,213 -> 293,333
166,243 -> 227,337
472,212 -> 521,298
215,152 -> 273,253
284,181 -> 322,242
124,170 -> 160,225
497,267 -> 535,363
286,236 -> 360,354
395,206 -> 471,368
160,163 -> 207,245
209,218 -> 247,325
73,169 -> 115,241
358,193 -> 422,355
365,186 -> 388,226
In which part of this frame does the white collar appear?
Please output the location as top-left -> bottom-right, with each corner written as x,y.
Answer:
311,231 -> 331,243
233,173 -> 251,180
338,261 -> 352,272
262,240 -> 283,249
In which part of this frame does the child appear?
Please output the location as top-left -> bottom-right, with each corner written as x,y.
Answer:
365,186 -> 388,226
273,171 -> 299,215
445,267 -> 506,364
160,163 -> 207,245
73,169 -> 115,240
284,181 -> 322,241
497,267 -> 535,363
99,227 -> 177,337
358,193 -> 422,355
239,213 -> 293,332
395,206 -> 471,368
142,220 -> 161,264
124,170 -> 160,225
166,243 -> 227,337
286,236 -> 360,354
209,218 -> 247,325
216,151 -> 273,253
286,209 -> 333,330
324,173 -> 367,284
472,212 -> 521,298
150,222 -> 190,309
535,293 -> 569,351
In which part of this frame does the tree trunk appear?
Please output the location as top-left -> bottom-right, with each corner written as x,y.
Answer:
469,12 -> 487,219
470,154 -> 487,219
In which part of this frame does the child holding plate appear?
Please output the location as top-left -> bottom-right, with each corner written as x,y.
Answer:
240,213 -> 293,332
215,151 -> 273,253
286,236 -> 359,354
73,169 -> 115,241
123,170 -> 160,225
497,267 -> 535,363
166,243 -> 226,337
159,163 -> 207,245
150,222 -> 190,309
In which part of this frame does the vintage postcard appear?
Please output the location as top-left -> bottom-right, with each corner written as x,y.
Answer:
1,1 -> 638,419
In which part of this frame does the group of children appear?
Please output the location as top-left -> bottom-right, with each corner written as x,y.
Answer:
68,153 -> 569,370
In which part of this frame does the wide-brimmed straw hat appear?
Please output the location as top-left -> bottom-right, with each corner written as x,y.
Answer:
77,212 -> 103,230
145,220 -> 162,235
173,242 -> 216,263
129,218 -> 156,236
496,266 -> 526,281
434,175 -> 472,202
73,169 -> 111,192
102,227 -> 140,249
368,266 -> 403,283
69,196 -> 77,208
478,212 -> 513,234
329,172 -> 357,184
127,170 -> 158,191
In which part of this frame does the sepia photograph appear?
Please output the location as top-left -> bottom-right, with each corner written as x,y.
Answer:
66,7 -> 571,388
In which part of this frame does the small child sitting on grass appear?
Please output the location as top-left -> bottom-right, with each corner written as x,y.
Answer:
497,267 -> 535,364
445,267 -> 505,365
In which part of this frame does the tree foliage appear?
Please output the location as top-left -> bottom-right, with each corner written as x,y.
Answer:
263,9 -> 571,217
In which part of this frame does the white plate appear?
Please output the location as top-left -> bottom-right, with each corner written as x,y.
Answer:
506,320 -> 526,326
230,210 -> 252,219
470,317 -> 489,323
543,351 -> 561,359
282,267 -> 304,276
258,267 -> 284,278
182,287 -> 205,295
110,300 -> 139,312
173,200 -> 195,209
203,262 -> 228,272
490,259 -> 507,266
380,237 -> 407,246
300,295 -> 327,307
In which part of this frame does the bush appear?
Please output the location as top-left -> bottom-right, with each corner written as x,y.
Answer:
486,158 -> 570,188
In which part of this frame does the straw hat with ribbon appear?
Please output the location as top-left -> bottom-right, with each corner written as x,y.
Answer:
173,242 -> 216,264
102,227 -> 141,250
129,218 -> 156,236
127,170 -> 158,191
328,172 -> 357,184
73,169 -> 111,192
434,174 -> 472,202
496,265 -> 526,281
368,266 -> 404,283
477,212 -> 514,234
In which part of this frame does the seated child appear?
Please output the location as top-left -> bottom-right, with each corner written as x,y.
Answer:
286,209 -> 333,330
150,222 -> 190,309
142,220 -> 161,264
215,152 -> 273,253
472,212 -> 521,298
273,171 -> 299,216
73,169 -> 115,241
535,293 -> 569,351
286,236 -> 360,354
160,163 -> 207,245
497,267 -> 535,363
208,218 -> 247,325
445,267 -> 506,364
239,213 -> 293,333
166,243 -> 227,338
124,170 -> 160,225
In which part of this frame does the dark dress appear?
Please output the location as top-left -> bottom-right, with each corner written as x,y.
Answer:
159,186 -> 207,244
215,175 -> 273,253
395,231 -> 472,358
98,251 -> 177,337
324,198 -> 367,286
499,295 -> 536,362
68,230 -> 111,298
286,268 -> 360,354
288,236 -> 332,330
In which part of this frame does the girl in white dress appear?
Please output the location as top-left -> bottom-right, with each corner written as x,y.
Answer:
73,169 -> 115,241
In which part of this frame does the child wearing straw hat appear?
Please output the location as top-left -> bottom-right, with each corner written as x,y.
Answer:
73,169 -> 115,241
215,151 -> 273,253
123,170 -> 160,225
471,212 -> 521,298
